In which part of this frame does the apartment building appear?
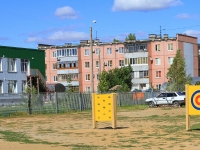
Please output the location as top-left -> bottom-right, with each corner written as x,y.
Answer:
38,44 -> 80,91
124,40 -> 149,91
148,34 -> 198,90
41,33 -> 198,92
0,45 -> 46,96
78,40 -> 125,92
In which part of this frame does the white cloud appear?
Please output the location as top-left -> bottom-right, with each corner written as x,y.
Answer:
55,6 -> 77,19
176,13 -> 198,19
184,30 -> 200,39
26,31 -> 88,44
112,0 -> 182,11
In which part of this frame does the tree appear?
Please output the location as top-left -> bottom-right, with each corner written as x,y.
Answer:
97,70 -> 109,92
113,38 -> 119,42
125,33 -> 136,41
98,65 -> 132,92
166,49 -> 192,91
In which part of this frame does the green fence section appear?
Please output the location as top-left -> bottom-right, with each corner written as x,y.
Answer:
0,92 -> 152,116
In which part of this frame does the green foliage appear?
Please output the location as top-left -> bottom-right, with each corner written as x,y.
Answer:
98,65 -> 132,92
113,38 -> 119,42
125,33 -> 136,41
195,81 -> 200,85
166,49 -> 192,91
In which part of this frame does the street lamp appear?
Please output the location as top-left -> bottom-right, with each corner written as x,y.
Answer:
90,20 -> 96,93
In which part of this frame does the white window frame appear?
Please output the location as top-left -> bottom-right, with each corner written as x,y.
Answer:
168,43 -> 173,51
96,61 -> 99,68
97,74 -> 99,80
21,59 -> 29,72
168,57 -> 174,65
53,63 -> 57,70
119,47 -> 124,54
96,48 -> 100,55
7,58 -> 16,72
107,48 -> 112,54
156,84 -> 161,90
84,49 -> 89,56
86,74 -> 90,81
22,80 -> 27,93
155,44 -> 160,51
155,58 -> 161,65
53,76 -> 57,82
53,51 -> 57,57
108,60 -> 112,67
85,87 -> 90,93
8,80 -> 17,94
85,62 -> 90,68
119,60 -> 124,67
156,71 -> 161,78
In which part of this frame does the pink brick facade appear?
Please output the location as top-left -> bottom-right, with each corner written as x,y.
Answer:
40,33 -> 199,92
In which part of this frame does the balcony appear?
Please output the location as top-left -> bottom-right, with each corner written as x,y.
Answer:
131,78 -> 149,84
57,69 -> 78,74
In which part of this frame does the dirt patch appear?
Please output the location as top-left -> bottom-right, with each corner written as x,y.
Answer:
0,107 -> 200,150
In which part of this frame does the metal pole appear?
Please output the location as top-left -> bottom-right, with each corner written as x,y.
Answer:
90,27 -> 94,93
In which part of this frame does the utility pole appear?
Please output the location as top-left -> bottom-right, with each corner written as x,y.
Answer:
90,27 -> 94,93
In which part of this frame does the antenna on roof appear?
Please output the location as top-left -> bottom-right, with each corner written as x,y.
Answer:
160,26 -> 162,37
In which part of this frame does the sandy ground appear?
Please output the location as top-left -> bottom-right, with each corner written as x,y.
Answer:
0,107 -> 200,150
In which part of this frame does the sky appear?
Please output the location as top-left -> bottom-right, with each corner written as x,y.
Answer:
0,0 -> 200,49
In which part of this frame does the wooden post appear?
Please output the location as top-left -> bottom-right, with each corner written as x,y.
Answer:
92,93 -> 97,129
185,84 -> 190,131
112,93 -> 117,129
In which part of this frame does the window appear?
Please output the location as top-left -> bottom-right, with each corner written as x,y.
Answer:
155,58 -> 161,65
133,71 -> 148,78
108,60 -> 112,67
0,80 -> 2,93
56,49 -> 77,57
46,76 -> 48,81
96,61 -> 99,67
53,76 -> 57,82
8,80 -> 17,93
107,48 -> 112,54
156,84 -> 161,90
168,43 -> 173,51
156,71 -> 161,78
85,49 -> 89,56
155,44 -> 160,51
168,57 -> 174,65
85,62 -> 90,68
119,60 -> 124,67
97,74 -> 100,80
21,59 -> 29,72
96,48 -> 100,55
125,58 -> 128,65
22,80 -> 26,93
86,74 -> 90,81
53,63 -> 57,69
0,58 -> 2,71
85,87 -> 90,93
45,52 -> 46,57
119,47 -> 124,54
7,58 -> 16,72
53,51 -> 57,57
45,64 -> 47,70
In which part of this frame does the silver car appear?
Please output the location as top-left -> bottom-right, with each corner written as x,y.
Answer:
145,92 -> 185,107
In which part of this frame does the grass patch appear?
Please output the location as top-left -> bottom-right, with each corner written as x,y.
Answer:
117,105 -> 148,111
63,144 -> 102,150
0,130 -> 59,145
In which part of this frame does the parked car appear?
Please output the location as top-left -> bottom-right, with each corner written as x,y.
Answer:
145,92 -> 185,107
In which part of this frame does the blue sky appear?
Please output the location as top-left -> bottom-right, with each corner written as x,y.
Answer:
0,0 -> 200,49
